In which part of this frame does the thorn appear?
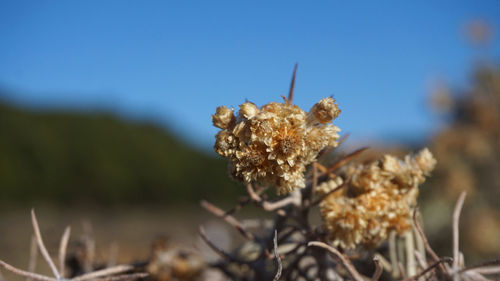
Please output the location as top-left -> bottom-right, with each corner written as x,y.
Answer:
287,63 -> 298,104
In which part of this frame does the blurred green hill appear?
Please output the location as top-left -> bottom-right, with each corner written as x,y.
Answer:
0,94 -> 240,206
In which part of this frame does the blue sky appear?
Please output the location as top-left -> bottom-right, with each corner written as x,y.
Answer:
1,1 -> 499,150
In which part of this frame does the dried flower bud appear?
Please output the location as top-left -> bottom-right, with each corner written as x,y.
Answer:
381,155 -> 401,174
212,106 -> 235,129
308,97 -> 341,124
239,102 -> 259,119
214,131 -> 237,157
414,148 -> 437,174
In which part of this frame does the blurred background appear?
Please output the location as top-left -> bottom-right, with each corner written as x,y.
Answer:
1,0 -> 500,275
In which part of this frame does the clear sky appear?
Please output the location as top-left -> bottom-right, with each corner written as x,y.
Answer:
1,1 -> 499,150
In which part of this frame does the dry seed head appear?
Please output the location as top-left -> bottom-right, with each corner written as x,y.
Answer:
213,98 -> 341,195
212,106 -> 235,129
319,148 -> 436,249
308,97 -> 341,124
414,147 -> 437,174
239,102 -> 259,119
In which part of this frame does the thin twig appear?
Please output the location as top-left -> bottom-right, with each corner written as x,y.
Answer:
371,257 -> 383,281
414,251 -> 428,271
200,200 -> 255,240
311,180 -> 347,206
404,257 -> 453,281
26,235 -> 38,281
308,241 -> 364,281
472,266 -> 500,275
58,226 -> 71,277
0,260 -> 57,281
412,209 -> 442,266
462,271 -> 491,281
262,190 -> 301,212
374,253 -> 393,273
452,192 -> 466,270
91,273 -> 148,281
459,259 -> 500,274
320,147 -> 369,177
247,183 -> 292,216
287,63 -> 298,105
311,134 -> 351,172
72,265 -> 134,281
225,185 -> 269,216
198,226 -> 233,261
31,209 -> 61,279
273,230 -> 282,281
412,221 -> 427,268
337,133 -> 350,147
246,183 -> 262,201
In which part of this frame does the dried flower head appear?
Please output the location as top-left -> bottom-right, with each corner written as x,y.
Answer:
213,98 -> 341,195
239,102 -> 259,119
212,106 -> 235,130
307,97 -> 341,125
319,148 -> 436,249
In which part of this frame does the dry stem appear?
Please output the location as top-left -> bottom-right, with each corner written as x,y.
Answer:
308,241 -> 364,281
31,209 -> 61,279
199,226 -> 234,261
72,265 -> 135,281
27,235 -> 38,281
0,260 -> 57,281
201,200 -> 255,241
58,226 -> 71,277
272,230 -> 282,281
452,191 -> 466,271
371,257 -> 383,281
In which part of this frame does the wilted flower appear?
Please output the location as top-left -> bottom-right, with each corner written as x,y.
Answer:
212,98 -> 341,195
319,148 -> 436,249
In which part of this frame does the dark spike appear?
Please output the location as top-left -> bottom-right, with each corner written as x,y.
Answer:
287,63 -> 298,104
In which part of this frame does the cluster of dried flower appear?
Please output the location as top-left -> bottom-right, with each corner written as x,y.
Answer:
212,97 -> 340,194
318,149 -> 437,249
203,68 -> 497,280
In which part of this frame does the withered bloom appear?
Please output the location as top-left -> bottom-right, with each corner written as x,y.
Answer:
319,148 -> 436,249
213,98 -> 341,195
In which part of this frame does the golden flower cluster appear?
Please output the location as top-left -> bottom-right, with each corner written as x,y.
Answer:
319,148 -> 436,249
212,98 -> 341,195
